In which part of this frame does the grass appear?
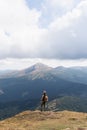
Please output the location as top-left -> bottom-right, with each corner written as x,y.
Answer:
0,110 -> 87,130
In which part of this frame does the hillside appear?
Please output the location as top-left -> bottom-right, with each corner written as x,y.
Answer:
0,63 -> 87,102
47,96 -> 87,112
51,66 -> 87,85
0,110 -> 87,130
0,96 -> 87,121
0,63 -> 87,118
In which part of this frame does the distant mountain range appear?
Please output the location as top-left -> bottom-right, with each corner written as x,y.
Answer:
0,63 -> 87,84
0,63 -> 87,119
0,63 -> 87,101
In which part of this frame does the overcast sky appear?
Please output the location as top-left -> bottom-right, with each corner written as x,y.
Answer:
0,0 -> 87,70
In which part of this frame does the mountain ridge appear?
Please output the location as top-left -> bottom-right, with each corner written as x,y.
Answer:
1,62 -> 87,85
0,63 -> 53,79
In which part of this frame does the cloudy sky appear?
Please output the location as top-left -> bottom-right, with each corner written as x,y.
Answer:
0,0 -> 87,70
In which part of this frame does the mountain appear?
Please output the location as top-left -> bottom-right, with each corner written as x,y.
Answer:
0,63 -> 52,79
0,63 -> 87,120
1,63 -> 87,84
0,63 -> 87,103
0,70 -> 87,102
52,66 -> 87,84
1,63 -> 87,85
0,70 -> 16,75
0,110 -> 87,130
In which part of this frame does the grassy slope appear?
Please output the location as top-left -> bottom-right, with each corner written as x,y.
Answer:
0,110 -> 87,130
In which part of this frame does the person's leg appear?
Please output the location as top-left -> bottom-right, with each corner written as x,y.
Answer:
43,102 -> 46,111
41,101 -> 43,111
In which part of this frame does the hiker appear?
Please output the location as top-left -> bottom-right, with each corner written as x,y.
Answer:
41,90 -> 48,111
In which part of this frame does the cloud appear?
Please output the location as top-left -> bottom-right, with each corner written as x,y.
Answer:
0,0 -> 87,60
0,0 -> 42,58
46,0 -> 87,59
40,0 -> 81,26
1,58 -> 87,70
38,0 -> 87,59
42,0 -> 74,15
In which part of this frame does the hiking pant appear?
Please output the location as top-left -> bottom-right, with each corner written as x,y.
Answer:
41,101 -> 46,111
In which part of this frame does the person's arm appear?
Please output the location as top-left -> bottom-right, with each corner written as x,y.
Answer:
41,95 -> 43,101
47,96 -> 48,101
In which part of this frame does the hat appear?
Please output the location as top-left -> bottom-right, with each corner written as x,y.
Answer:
43,90 -> 46,94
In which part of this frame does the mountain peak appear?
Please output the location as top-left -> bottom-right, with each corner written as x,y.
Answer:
32,62 -> 52,69
24,63 -> 52,75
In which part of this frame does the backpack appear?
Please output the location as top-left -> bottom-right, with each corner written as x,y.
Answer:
42,95 -> 48,102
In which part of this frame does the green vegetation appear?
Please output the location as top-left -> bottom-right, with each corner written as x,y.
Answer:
48,96 -> 87,112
